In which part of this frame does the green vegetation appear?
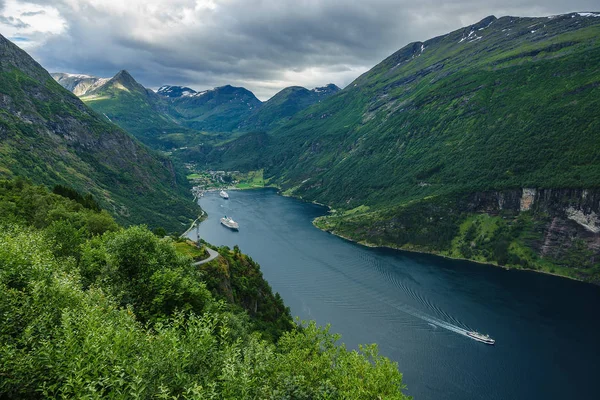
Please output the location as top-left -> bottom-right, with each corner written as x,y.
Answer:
238,85 -> 340,131
235,170 -> 265,189
0,179 -> 409,398
316,191 -> 600,283
0,36 -> 199,232
173,240 -> 208,260
80,70 -> 209,150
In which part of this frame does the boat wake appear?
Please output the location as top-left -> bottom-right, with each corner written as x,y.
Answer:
351,253 -> 488,340
366,289 -> 473,338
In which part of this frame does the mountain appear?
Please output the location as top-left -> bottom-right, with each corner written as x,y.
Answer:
156,85 -> 198,98
159,84 -> 262,131
199,13 -> 600,282
0,34 -> 198,231
73,70 -> 202,148
55,74 -> 263,146
51,72 -> 109,96
239,84 -> 340,131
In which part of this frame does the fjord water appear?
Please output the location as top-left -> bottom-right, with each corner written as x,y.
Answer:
189,189 -> 600,400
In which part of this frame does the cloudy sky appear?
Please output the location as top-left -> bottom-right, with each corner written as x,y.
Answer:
0,0 -> 597,99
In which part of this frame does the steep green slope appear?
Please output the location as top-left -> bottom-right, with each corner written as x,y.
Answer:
199,13 -> 600,281
239,84 -> 340,131
79,70 -> 203,149
0,34 -> 198,231
269,14 -> 600,203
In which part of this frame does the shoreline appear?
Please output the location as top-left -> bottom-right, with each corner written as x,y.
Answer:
313,220 -> 585,284
193,185 -> 588,285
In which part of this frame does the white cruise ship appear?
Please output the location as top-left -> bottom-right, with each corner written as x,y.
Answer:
220,216 -> 239,230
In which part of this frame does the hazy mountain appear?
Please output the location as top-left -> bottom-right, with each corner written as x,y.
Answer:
156,85 -> 198,98
51,72 -> 109,96
161,84 -> 262,132
239,84 -> 340,131
0,34 -> 198,231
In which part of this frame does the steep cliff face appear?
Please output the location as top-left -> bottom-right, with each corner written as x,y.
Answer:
465,188 -> 600,218
197,244 -> 293,341
463,188 -> 600,272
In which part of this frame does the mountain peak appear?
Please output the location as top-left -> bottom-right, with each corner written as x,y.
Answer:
473,15 -> 497,30
99,69 -> 150,95
112,69 -> 137,84
0,33 -> 49,83
157,85 -> 198,98
312,84 -> 341,95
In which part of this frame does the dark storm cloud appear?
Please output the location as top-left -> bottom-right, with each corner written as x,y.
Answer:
8,0 -> 600,99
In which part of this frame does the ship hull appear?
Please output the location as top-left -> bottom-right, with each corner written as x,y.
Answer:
467,332 -> 495,345
220,219 -> 239,230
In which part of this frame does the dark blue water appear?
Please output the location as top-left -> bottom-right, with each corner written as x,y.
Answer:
188,189 -> 600,400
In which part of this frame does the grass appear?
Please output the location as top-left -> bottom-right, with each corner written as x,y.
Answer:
173,240 -> 207,260
236,170 -> 265,189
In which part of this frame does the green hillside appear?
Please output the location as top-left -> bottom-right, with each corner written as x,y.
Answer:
239,84 -> 340,131
80,70 -> 203,149
267,14 -> 600,203
197,13 -> 600,282
0,34 -> 198,232
164,84 -> 263,131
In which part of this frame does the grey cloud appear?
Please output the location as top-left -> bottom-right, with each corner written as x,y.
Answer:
21,10 -> 46,17
19,0 -> 600,99
0,16 -> 30,29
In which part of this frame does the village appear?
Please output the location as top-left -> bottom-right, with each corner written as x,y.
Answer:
184,163 -> 266,199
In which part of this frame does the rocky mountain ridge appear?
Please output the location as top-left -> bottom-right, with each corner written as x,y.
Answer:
51,72 -> 108,96
53,70 -> 341,138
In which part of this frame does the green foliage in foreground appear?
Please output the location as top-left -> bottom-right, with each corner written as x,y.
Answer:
0,180 -> 409,399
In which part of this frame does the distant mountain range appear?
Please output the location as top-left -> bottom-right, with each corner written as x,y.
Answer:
0,34 -> 198,231
52,70 -> 341,149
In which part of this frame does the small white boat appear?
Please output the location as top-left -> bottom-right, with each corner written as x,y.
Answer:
467,331 -> 495,345
220,216 -> 239,230
220,190 -> 229,199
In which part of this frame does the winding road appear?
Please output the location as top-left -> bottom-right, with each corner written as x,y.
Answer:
192,247 -> 220,266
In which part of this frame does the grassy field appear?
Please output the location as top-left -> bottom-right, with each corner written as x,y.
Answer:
173,240 -> 207,260
236,170 -> 265,189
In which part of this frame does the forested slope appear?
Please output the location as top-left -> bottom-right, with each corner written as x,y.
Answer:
0,179 -> 408,399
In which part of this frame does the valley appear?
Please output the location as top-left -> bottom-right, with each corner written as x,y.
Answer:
2,6 -> 599,399
138,13 -> 600,283
51,12 -> 600,284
